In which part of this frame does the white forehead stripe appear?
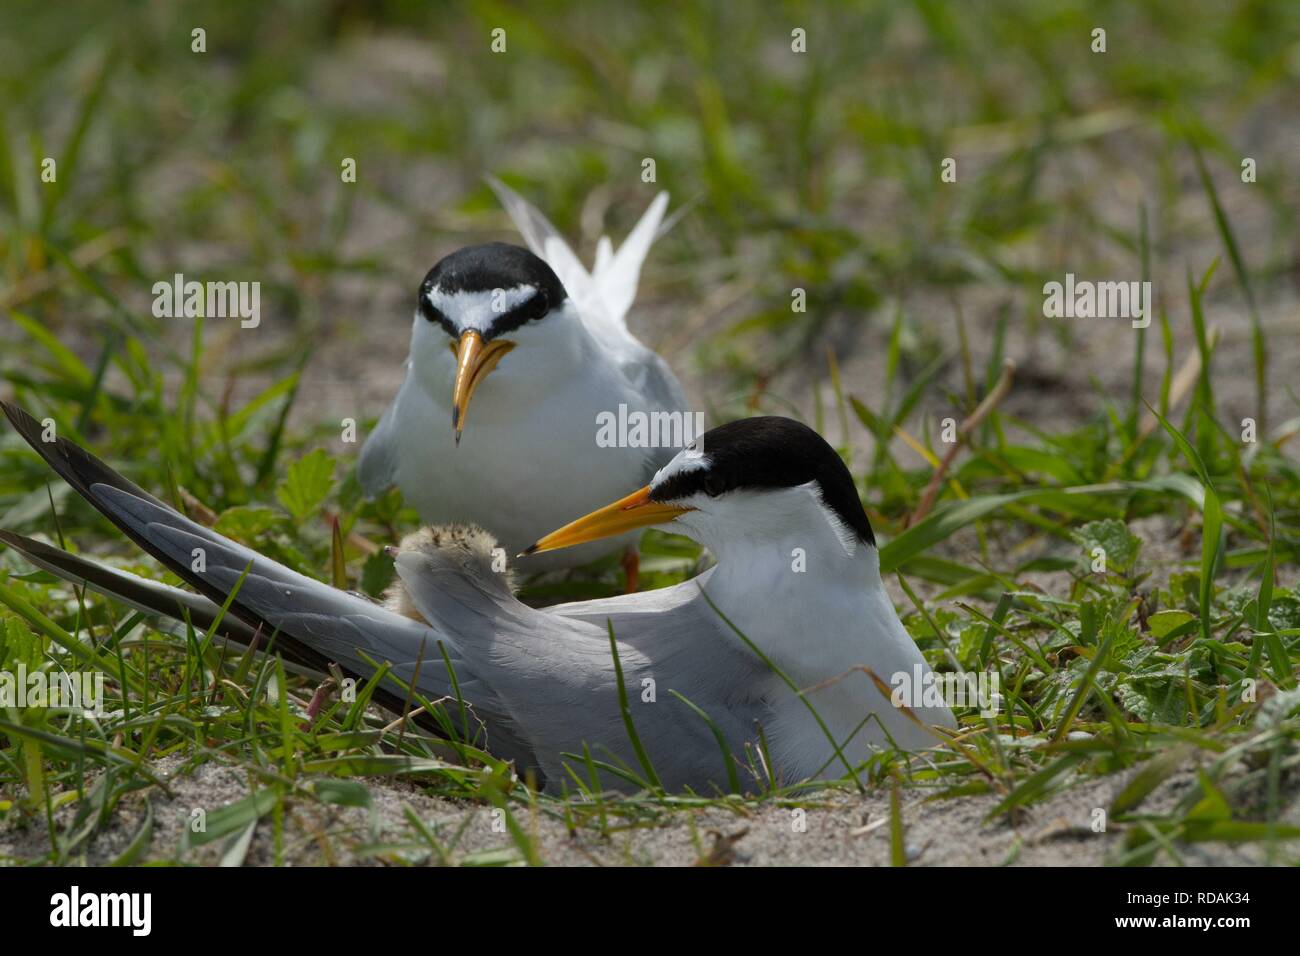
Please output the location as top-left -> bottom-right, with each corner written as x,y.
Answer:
651,449 -> 711,488
426,285 -> 538,333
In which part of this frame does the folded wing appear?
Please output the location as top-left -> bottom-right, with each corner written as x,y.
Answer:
395,548 -> 768,794
0,402 -> 534,767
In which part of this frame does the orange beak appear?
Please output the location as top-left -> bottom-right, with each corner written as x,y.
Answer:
521,485 -> 693,556
450,331 -> 516,445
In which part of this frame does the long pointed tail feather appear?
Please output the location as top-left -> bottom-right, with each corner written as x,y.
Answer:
1,401 -> 540,771
484,174 -> 590,299
0,528 -> 263,648
485,174 -> 671,330
592,190 -> 669,325
0,402 -> 448,710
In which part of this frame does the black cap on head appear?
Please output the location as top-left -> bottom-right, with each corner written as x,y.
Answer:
418,242 -> 568,339
649,417 -> 876,547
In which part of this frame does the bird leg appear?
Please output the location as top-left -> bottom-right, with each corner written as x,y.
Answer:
621,545 -> 641,593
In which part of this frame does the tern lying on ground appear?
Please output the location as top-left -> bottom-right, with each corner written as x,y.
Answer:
1,403 -> 954,793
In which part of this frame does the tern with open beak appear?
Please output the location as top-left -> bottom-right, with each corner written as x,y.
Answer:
359,178 -> 690,579
1,404 -> 954,793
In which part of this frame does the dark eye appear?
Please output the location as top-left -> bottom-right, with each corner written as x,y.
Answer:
516,289 -> 548,322
703,474 -> 725,498
418,295 -> 444,324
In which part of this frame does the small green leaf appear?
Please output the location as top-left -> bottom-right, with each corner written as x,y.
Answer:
184,788 -> 280,848
1147,610 -> 1195,640
311,778 -> 372,808
1186,771 -> 1231,823
276,449 -> 335,522
1111,745 -> 1194,815
360,550 -> 395,597
214,504 -> 281,542
1077,519 -> 1141,573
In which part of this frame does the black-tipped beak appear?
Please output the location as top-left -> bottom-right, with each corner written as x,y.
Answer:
520,485 -> 692,556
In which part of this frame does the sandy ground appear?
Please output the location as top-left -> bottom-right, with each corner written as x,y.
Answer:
3,747 -> 1293,866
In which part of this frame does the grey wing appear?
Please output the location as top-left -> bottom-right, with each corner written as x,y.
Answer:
1,401 -> 534,768
637,349 -> 690,414
397,554 -> 770,794
90,485 -> 535,764
0,529 -> 262,651
96,483 -> 434,676
358,396 -> 401,499
623,348 -> 693,476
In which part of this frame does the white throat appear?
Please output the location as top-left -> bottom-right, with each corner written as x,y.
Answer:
681,484 -> 874,686
390,300 -> 665,566
673,484 -> 952,776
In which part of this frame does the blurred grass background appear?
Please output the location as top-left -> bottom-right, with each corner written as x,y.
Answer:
2,0 -> 1296,416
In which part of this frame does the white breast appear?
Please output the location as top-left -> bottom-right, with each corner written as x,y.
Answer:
677,486 -> 956,778
391,343 -> 674,571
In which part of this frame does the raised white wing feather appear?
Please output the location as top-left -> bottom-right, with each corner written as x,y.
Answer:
486,175 -> 670,354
